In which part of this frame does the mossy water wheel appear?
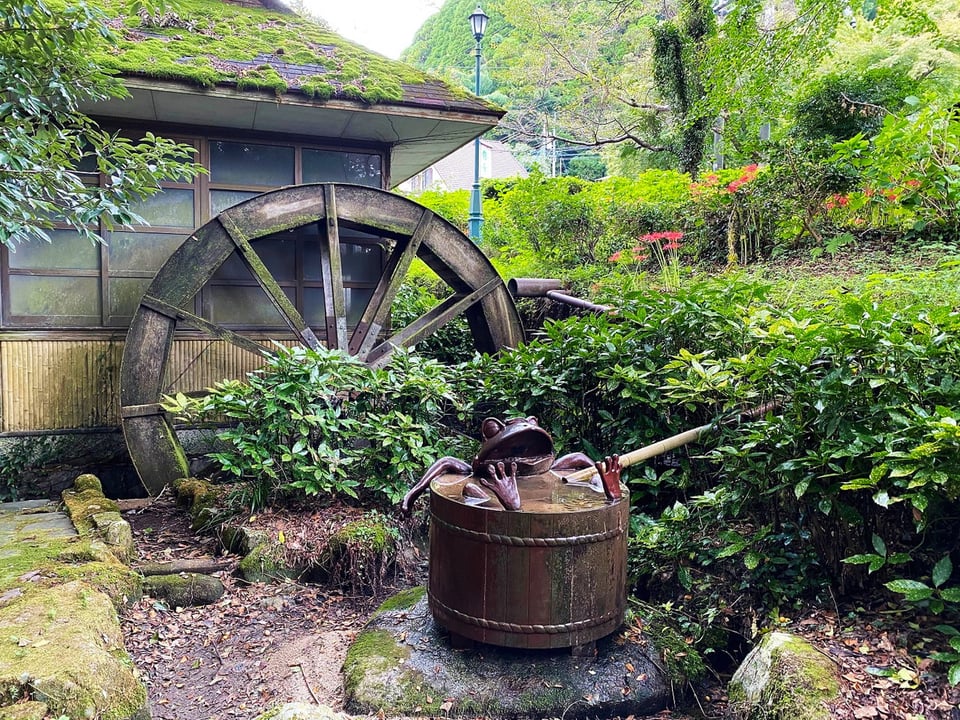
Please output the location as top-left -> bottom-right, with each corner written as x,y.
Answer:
120,184 -> 523,495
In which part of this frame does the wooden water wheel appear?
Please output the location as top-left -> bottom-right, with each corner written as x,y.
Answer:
120,183 -> 523,495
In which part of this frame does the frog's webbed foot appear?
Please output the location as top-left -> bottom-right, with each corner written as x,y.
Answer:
480,461 -> 521,511
401,457 -> 472,514
596,454 -> 622,501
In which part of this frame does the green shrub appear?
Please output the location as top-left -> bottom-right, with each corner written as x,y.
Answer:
163,344 -> 470,509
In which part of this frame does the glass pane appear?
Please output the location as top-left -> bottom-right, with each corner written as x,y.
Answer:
9,275 -> 100,318
341,243 -> 382,283
107,232 -> 185,272
302,149 -> 381,187
110,278 -> 151,317
346,287 -> 374,326
252,236 -> 296,282
209,239 -> 295,283
210,141 -> 294,186
129,188 -> 195,228
210,190 -> 260,216
8,230 -> 99,270
303,287 -> 327,327
204,286 -> 293,326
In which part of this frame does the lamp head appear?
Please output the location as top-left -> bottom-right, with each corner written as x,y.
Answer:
469,4 -> 488,42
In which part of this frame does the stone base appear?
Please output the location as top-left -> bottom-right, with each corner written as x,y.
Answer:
343,587 -> 673,719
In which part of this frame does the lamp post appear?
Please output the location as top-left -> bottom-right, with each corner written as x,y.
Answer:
468,4 -> 488,242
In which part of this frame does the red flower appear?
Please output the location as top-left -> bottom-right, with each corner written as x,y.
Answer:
662,242 -> 682,251
663,231 -> 684,241
837,195 -> 849,207
906,179 -> 921,188
743,164 -> 759,173
608,250 -> 623,262
863,187 -> 875,197
884,191 -> 899,202
824,198 -> 836,210
632,252 -> 650,262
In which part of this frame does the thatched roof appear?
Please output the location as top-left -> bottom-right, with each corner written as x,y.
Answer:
83,0 -> 502,184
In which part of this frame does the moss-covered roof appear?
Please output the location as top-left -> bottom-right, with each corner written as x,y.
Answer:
89,0 -> 497,112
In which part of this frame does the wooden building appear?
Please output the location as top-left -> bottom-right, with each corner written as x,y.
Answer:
0,0 -> 504,438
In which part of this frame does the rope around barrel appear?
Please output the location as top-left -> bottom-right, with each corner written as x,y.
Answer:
430,515 -> 622,546
429,594 -> 621,634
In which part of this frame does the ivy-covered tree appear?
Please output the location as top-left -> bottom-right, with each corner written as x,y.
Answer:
0,0 -> 203,249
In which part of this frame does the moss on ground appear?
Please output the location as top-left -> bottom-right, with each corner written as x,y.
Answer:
374,585 -> 425,614
342,628 -> 434,713
728,632 -> 839,720
0,581 -> 147,719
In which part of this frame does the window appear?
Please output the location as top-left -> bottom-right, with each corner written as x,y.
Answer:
1,133 -> 385,331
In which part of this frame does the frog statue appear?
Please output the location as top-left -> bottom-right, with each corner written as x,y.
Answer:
401,416 -> 622,513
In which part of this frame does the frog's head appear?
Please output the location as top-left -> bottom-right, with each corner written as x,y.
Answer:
472,416 -> 555,477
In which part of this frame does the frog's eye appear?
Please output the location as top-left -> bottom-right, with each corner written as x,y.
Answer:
526,416 -> 539,426
481,417 -> 505,439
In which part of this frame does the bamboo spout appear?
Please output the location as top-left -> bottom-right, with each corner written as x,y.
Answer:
563,399 -> 780,483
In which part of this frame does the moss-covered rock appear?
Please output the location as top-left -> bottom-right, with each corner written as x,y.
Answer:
317,512 -> 400,594
342,590 -> 673,718
254,702 -> 350,720
0,700 -> 49,719
0,580 -> 147,720
728,631 -> 839,720
238,542 -> 301,584
142,572 -> 225,606
61,475 -> 135,565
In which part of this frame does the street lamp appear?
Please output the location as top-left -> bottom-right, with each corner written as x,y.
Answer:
468,4 -> 488,242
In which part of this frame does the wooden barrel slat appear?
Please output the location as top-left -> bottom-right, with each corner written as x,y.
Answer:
428,475 -> 628,650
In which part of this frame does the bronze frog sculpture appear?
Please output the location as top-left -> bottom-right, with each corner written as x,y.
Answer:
401,416 -> 621,512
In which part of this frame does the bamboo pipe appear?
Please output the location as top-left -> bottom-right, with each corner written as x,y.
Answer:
562,399 -> 781,483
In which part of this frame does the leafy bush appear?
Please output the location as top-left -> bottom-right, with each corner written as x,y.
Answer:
163,345 -> 470,509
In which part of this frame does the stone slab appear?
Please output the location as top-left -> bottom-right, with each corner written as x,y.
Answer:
343,590 -> 673,719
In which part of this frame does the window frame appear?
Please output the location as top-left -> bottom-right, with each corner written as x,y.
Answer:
0,127 -> 389,332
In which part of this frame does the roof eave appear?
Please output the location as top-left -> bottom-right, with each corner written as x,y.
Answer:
79,76 -> 503,186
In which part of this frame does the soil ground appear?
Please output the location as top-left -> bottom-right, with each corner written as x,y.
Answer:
118,494 -> 960,720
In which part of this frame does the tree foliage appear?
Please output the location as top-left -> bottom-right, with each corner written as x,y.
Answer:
0,0 -> 203,249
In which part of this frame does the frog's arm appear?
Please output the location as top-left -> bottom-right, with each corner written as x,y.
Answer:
552,452 -> 596,471
400,457 -> 472,514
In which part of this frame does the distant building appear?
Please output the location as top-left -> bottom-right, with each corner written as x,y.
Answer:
400,139 -> 528,193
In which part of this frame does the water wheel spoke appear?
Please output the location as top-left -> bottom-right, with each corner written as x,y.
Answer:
319,185 -> 348,350
349,209 -> 434,359
218,213 -> 321,350
366,277 -> 501,367
139,294 -> 267,358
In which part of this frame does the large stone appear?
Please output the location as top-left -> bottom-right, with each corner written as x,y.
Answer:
0,580 -> 148,720
254,702 -> 350,720
728,631 -> 839,720
342,587 -> 673,718
142,572 -> 225,606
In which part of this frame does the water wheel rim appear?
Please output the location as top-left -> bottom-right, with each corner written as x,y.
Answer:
119,183 -> 523,495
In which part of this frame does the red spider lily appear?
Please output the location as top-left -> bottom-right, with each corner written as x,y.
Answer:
825,198 -> 837,210
884,191 -> 899,202
662,242 -> 682,251
837,195 -> 849,207
632,252 -> 650,262
905,179 -> 921,188
608,250 -> 623,262
663,231 -> 684,241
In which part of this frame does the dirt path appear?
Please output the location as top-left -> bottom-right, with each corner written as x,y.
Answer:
119,494 -> 382,719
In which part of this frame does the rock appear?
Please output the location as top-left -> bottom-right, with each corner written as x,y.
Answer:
0,580 -> 147,720
172,477 -> 220,531
72,473 -> 103,494
253,702 -> 350,720
0,700 -> 49,719
728,631 -> 839,720
238,542 -> 302,584
342,587 -> 674,718
61,475 -> 134,565
142,572 -> 225,606
90,511 -> 134,563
